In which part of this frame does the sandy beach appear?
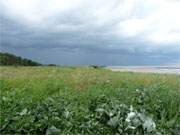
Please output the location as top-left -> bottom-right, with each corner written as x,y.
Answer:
108,66 -> 180,75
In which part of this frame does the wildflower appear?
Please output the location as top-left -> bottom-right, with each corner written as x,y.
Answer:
143,117 -> 156,132
126,112 -> 136,122
135,89 -> 139,92
138,113 -> 156,132
19,108 -> 28,116
130,105 -> 133,112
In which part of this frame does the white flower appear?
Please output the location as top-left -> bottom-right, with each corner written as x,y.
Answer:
130,105 -> 133,112
126,112 -> 136,122
109,112 -> 114,117
143,117 -> 156,132
19,108 -> 28,116
135,89 -> 139,92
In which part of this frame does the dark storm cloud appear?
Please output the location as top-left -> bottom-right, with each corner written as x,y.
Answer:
1,0 -> 180,65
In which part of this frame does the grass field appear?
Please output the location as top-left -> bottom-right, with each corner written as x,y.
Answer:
0,66 -> 180,135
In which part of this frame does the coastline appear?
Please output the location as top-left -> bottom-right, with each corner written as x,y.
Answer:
107,66 -> 180,74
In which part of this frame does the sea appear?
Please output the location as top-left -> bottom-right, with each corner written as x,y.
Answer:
107,66 -> 180,75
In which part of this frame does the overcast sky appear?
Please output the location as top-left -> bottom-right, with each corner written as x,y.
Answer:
1,0 -> 180,65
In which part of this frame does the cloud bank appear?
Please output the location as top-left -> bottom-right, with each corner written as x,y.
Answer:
1,0 -> 180,65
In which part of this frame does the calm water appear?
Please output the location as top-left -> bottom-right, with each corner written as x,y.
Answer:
108,66 -> 180,75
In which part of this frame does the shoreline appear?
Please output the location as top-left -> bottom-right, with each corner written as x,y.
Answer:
107,66 -> 180,75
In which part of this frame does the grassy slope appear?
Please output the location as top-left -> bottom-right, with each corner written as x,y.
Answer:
0,66 -> 180,134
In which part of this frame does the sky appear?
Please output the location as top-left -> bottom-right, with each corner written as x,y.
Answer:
0,0 -> 180,65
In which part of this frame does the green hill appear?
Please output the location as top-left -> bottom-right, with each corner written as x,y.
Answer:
0,52 -> 42,66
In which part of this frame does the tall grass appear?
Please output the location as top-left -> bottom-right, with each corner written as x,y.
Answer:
0,66 -> 180,134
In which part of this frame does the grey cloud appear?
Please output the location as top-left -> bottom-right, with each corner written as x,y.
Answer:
1,0 -> 180,65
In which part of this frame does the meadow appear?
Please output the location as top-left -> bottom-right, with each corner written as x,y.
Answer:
0,66 -> 180,135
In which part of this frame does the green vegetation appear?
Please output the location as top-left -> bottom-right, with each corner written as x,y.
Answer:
0,52 -> 41,66
0,67 -> 180,134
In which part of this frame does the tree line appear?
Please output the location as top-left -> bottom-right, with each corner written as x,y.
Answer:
0,52 -> 42,66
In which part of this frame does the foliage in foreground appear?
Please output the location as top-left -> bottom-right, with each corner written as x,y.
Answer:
0,67 -> 180,134
1,88 -> 180,135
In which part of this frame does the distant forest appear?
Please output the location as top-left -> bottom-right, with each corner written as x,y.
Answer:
0,52 -> 42,66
